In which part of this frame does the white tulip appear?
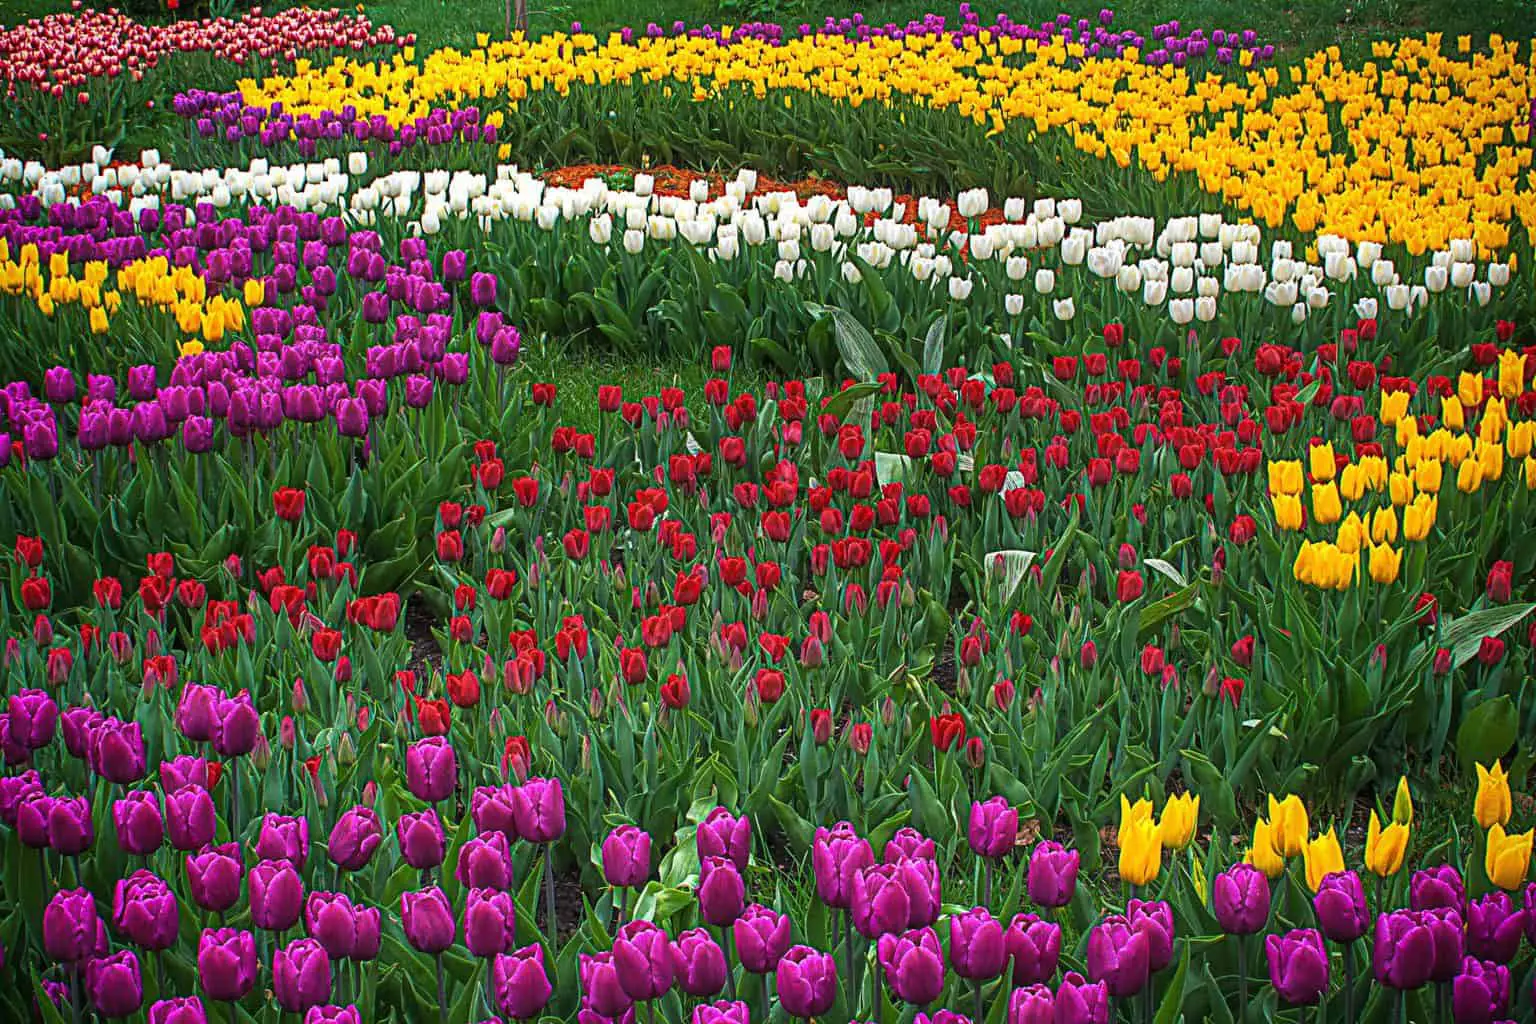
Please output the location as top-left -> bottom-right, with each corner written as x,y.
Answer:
1059,198 -> 1082,224
810,224 -> 835,252
1169,298 -> 1194,324
1004,197 -> 1027,221
420,210 -> 441,235
910,257 -> 935,282
1087,246 -> 1121,278
536,205 -> 559,230
1006,256 -> 1029,281
737,169 -> 758,192
688,179 -> 709,204
1195,296 -> 1218,322
777,238 -> 800,262
634,173 -> 654,197
1116,265 -> 1143,293
1142,279 -> 1168,305
1199,212 -> 1222,238
1291,302 -> 1308,324
1385,284 -> 1411,310
1356,241 -> 1381,267
1171,266 -> 1195,294
1197,276 -> 1220,298
773,260 -> 795,282
933,255 -> 953,279
715,234 -> 740,260
948,276 -> 974,301
1061,235 -> 1086,265
1449,238 -> 1474,262
1034,268 -> 1056,294
1424,265 -> 1448,293
623,229 -> 645,254
841,261 -> 862,284
970,235 -> 995,261
834,210 -> 859,237
1371,259 -> 1396,287
1410,285 -> 1429,310
1472,281 -> 1492,306
1171,241 -> 1197,268
1053,297 -> 1076,320
1307,287 -> 1329,310
957,188 -> 988,218
1200,241 -> 1225,268
1450,262 -> 1475,288
140,149 -> 160,168
1005,293 -> 1025,316
1354,297 -> 1378,319
589,213 -> 613,244
1230,240 -> 1257,264
1489,263 -> 1510,286
347,151 -> 368,177
1033,197 -> 1056,220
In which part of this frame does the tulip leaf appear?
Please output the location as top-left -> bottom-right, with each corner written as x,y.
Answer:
1154,941 -> 1192,1024
821,381 -> 883,424
921,314 -> 948,377
1456,696 -> 1518,772
1408,602 -> 1536,677
813,303 -> 889,380
768,795 -> 815,852
984,549 -> 1037,605
1144,558 -> 1188,588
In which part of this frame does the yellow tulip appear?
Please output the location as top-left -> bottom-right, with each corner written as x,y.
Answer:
1118,813 -> 1162,887
1388,472 -> 1415,506
1365,811 -> 1409,877
1368,544 -> 1401,585
1370,507 -> 1398,544
1380,390 -> 1410,426
1475,761 -> 1512,829
1526,457 -> 1536,490
1272,494 -> 1304,532
1269,460 -> 1304,496
1309,442 -> 1337,483
1246,819 -> 1286,879
1456,458 -> 1483,494
1508,422 -> 1533,460
1499,350 -> 1526,399
1158,793 -> 1200,850
1413,459 -> 1442,493
1303,827 -> 1346,892
89,306 -> 109,335
1336,513 -> 1365,554
1402,495 -> 1437,541
1121,793 -> 1154,829
1393,776 -> 1413,826
1396,415 -> 1419,450
1268,795 -> 1309,858
1485,823 -> 1534,891
1312,482 -> 1342,525
244,278 -> 266,307
1339,465 -> 1365,502
1441,395 -> 1465,431
1457,371 -> 1484,408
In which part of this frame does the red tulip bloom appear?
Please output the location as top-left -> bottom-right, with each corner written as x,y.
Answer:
929,714 -> 966,751
1116,571 -> 1144,603
273,488 -> 306,522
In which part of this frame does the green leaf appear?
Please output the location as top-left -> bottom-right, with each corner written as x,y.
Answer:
821,381 -> 882,423
1456,696 -> 1518,772
984,549 -> 1037,605
811,304 -> 889,379
1144,558 -> 1187,588
921,315 -> 948,377
1154,941 -> 1192,1024
1406,603 -> 1535,676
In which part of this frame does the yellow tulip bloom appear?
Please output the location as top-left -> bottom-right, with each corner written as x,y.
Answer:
1158,793 -> 1200,851
1526,457 -> 1536,490
1368,544 -> 1401,585
1303,827 -> 1346,892
1380,390 -> 1410,426
1475,761 -> 1512,829
1413,458 -> 1442,493
1441,396 -> 1465,431
1456,458 -> 1484,494
1485,823 -> 1534,891
1312,482 -> 1343,525
1269,460 -> 1304,496
1507,422 -> 1533,460
1268,795 -> 1309,858
1272,494 -> 1305,532
1118,813 -> 1162,887
1365,811 -> 1409,877
1403,495 -> 1437,541
1499,350 -> 1526,399
1309,442 -> 1337,483
1388,472 -> 1415,507
1246,819 -> 1286,879
1371,507 -> 1398,545
1457,371 -> 1484,408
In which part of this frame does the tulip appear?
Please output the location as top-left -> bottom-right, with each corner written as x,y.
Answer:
1086,916 -> 1150,997
198,928 -> 257,1002
1004,913 -> 1061,986
950,907 -> 1008,981
1411,866 -> 1464,912
274,938 -> 333,1012
166,787 -> 216,851
1117,798 -> 1161,888
306,892 -> 362,960
851,863 -> 910,939
613,920 -> 674,1002
250,859 -> 304,932
812,822 -> 874,910
580,952 -> 634,1017
187,843 -> 243,912
1266,929 -> 1329,1006
1027,841 -> 1079,908
1475,762 -> 1512,829
1452,957 -> 1510,1024
1007,984 -> 1054,1024
459,887 -> 516,959
8,689 -> 58,749
698,857 -> 745,927
1485,824 -> 1533,891
254,814 -> 309,868
776,945 -> 836,1019
1314,871 -> 1370,943
878,927 -> 946,1006
406,737 -> 458,804
45,888 -> 99,963
48,794 -> 94,855
671,928 -> 727,997
149,997 -> 208,1024
1374,910 -> 1436,990
211,690 -> 259,758
602,825 -> 652,890
1054,972 -> 1109,1024
967,796 -> 1017,859
698,807 -> 751,871
1423,907 -> 1467,983
896,856 -> 943,928
692,1001 -> 749,1024
1128,900 -> 1174,973
494,946 -> 553,1020
1267,795 -> 1308,858
734,904 -> 791,974
885,827 -> 937,864
1213,863 -> 1270,935
113,870 -> 179,951
328,806 -> 383,871
1465,892 -> 1525,963
1157,793 -> 1199,849
1365,811 -> 1409,878
393,810 -> 445,871
401,887 -> 455,954
113,791 -> 163,856
304,1009 -> 361,1024
1302,828 -> 1345,892
87,949 -> 144,1018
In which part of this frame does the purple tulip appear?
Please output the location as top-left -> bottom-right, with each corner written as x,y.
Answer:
44,366 -> 77,403
1524,883 -> 1536,946
812,822 -> 874,910
968,797 -> 1018,859
211,690 -> 259,757
149,996 -> 209,1024
397,809 -> 447,870
113,791 -> 164,856
182,416 -> 214,453
187,843 -> 243,912
1052,973 -> 1109,1024
328,806 -> 383,871
1452,957 -> 1510,1024
1007,984 -> 1054,1024
734,904 -> 792,974
306,892 -> 361,959
305,1007 -> 362,1024
1086,916 -> 1150,998
613,920 -> 675,1001
884,827 -> 937,863
603,825 -> 652,890
1213,863 -> 1270,935
0,769 -> 41,827
47,794 -> 94,855
697,807 -> 751,871
1005,913 -> 1062,986
406,736 -> 458,804
87,949 -> 144,1018
93,718 -> 146,783
471,784 -> 519,838
878,926 -> 946,1005
255,814 -> 309,868
776,945 -> 837,1019
350,906 -> 381,962
1411,866 -> 1465,912
469,272 -> 498,307
166,787 -> 217,851
113,870 -> 179,950
250,859 -> 305,932
176,685 -> 218,743
401,887 -> 456,954
464,888 -> 517,958
1127,900 -> 1174,973
896,856 -> 942,928
198,928 -> 257,1002
161,756 -> 209,794
274,938 -> 333,1012
852,863 -> 911,939
455,831 -> 514,890
511,778 -> 565,844
950,906 -> 1008,980
494,946 -> 553,1019
692,1000 -> 750,1024
1314,870 -> 1369,943
1266,929 -> 1329,1006
1466,893 -> 1524,964
580,952 -> 635,1017
697,856 -> 745,927
1374,910 -> 1436,990
16,791 -> 53,848
1424,907 -> 1467,983
671,928 -> 727,997
8,688 -> 58,748
62,705 -> 104,760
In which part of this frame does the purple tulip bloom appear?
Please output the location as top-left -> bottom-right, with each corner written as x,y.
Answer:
734,904 -> 791,974
464,888 -> 517,958
187,843 -> 244,913
1127,900 -> 1174,973
149,997 -> 208,1024
1374,910 -> 1436,990
401,886 -> 455,954
328,806 -> 383,871
455,831 -> 514,890
697,856 -> 745,927
698,807 -> 752,871
1314,871 -> 1369,943
1466,893 -> 1524,964
254,814 -> 309,868
878,926 -> 946,1006
1213,863 -> 1270,935
1411,866 -> 1465,912
87,949 -> 144,1018
406,736 -> 458,804
197,928 -> 257,1002
671,928 -> 727,997
580,951 -> 635,1018
250,859 -> 305,932
47,795 -> 94,855
884,827 -> 937,864
613,920 -> 675,1001
397,809 -> 447,870
1005,912 -> 1062,986
950,906 -> 1008,980
273,938 -> 333,1012
968,797 -> 1018,859
602,825 -> 652,890
113,870 -> 179,951
812,822 -> 874,910
494,946 -> 552,1019
113,791 -> 164,856
511,778 -> 565,844
776,945 -> 836,1019
1452,956 -> 1510,1024
166,787 -> 217,852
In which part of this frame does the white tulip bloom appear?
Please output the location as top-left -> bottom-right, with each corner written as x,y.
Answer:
1142,279 -> 1168,305
1472,281 -> 1491,306
1489,263 -> 1510,286
1195,296 -> 1218,322
1291,302 -> 1308,324
1116,265 -> 1143,293
634,173 -> 654,197
1371,259 -> 1397,287
1059,198 -> 1082,224
1006,256 -> 1029,281
1169,298 -> 1194,324
623,229 -> 645,254
1354,297 -> 1378,319
1034,268 -> 1055,293
1053,297 -> 1076,320
1449,262 -> 1475,288
957,188 -> 988,218
1005,293 -> 1025,316
948,276 -> 974,301
1004,197 -> 1027,221
1385,284 -> 1411,310
1424,265 -> 1448,293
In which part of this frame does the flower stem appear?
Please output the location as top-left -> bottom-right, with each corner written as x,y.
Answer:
1237,932 -> 1248,1016
543,844 -> 557,947
1343,940 -> 1356,1024
437,952 -> 448,1024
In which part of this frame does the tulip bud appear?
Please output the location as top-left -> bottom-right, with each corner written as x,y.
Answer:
337,733 -> 356,767
292,679 -> 308,714
880,697 -> 897,727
